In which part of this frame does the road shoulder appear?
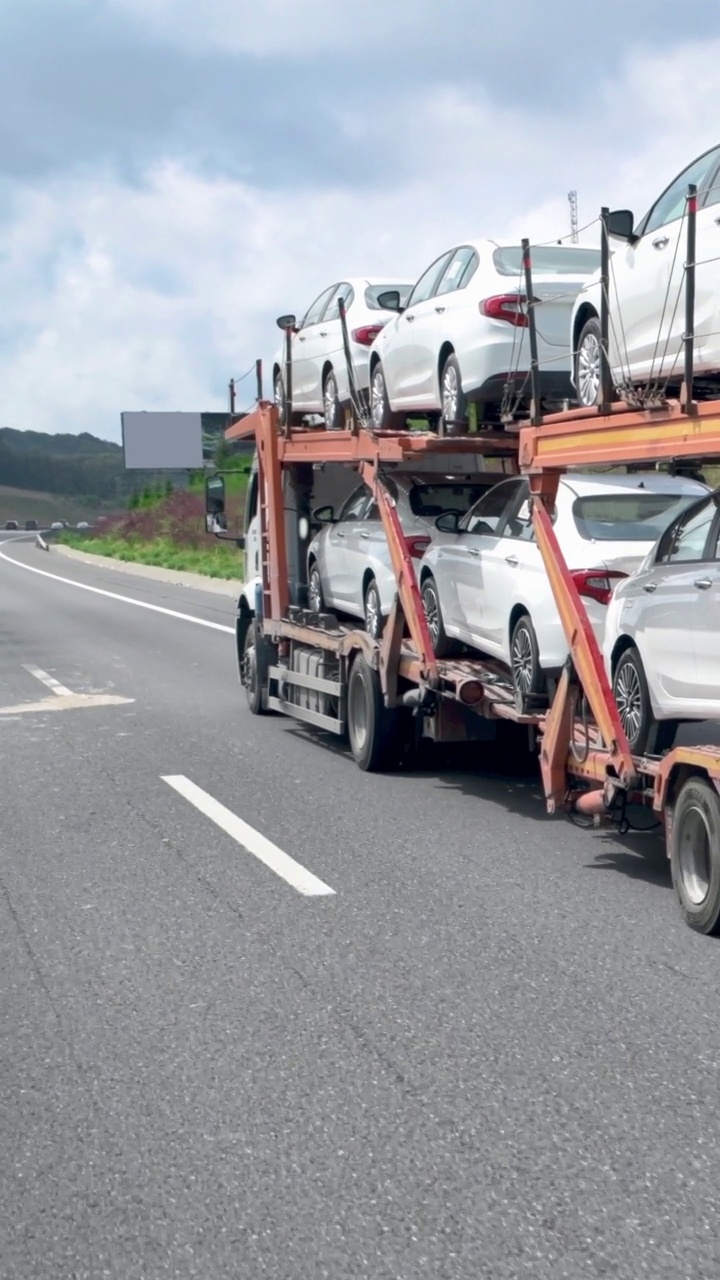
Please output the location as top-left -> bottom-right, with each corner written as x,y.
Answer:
51,543 -> 241,597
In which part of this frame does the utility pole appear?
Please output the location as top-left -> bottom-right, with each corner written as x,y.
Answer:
568,190 -> 579,243
229,378 -> 236,415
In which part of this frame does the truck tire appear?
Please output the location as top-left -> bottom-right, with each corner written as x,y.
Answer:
347,655 -> 405,771
242,623 -> 270,716
671,776 -> 720,935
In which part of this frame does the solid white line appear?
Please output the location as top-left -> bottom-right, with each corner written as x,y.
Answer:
0,543 -> 235,634
22,663 -> 74,697
162,774 -> 336,898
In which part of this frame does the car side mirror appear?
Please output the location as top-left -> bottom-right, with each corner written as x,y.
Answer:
377,290 -> 404,313
435,510 -> 460,533
276,313 -> 297,331
606,209 -> 635,242
312,504 -> 335,524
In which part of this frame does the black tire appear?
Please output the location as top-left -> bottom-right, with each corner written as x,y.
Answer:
671,777 -> 720,935
273,369 -> 288,426
323,367 -> 343,431
575,315 -> 603,408
364,577 -> 384,640
370,362 -> 404,430
612,646 -> 679,755
510,614 -> 545,707
308,561 -> 324,613
347,655 -> 406,771
242,622 -> 269,716
440,354 -> 469,436
421,574 -> 452,658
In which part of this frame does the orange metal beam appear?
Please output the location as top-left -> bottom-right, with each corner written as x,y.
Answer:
531,495 -> 636,791
520,398 -> 720,471
256,404 -> 289,620
359,461 -> 439,686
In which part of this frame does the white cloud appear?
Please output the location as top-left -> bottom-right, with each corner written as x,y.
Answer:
2,39 -> 720,439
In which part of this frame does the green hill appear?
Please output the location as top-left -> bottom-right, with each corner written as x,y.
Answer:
0,426 -> 188,506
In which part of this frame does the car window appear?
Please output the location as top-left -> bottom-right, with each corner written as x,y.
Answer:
406,481 -> 492,516
503,490 -> 538,542
656,496 -> 717,563
338,487 -> 371,522
406,252 -> 454,308
460,479 -> 523,535
365,284 -> 413,310
572,490 -> 705,542
323,283 -> 355,322
640,147 -> 720,236
300,285 -> 337,328
435,247 -> 479,296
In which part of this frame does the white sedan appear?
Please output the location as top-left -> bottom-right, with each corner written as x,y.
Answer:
571,143 -> 720,407
307,472 -> 499,638
273,277 -> 413,430
419,472 -> 707,702
603,486 -> 720,754
367,240 -> 600,433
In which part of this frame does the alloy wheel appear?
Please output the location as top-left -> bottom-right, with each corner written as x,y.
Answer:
371,368 -> 386,429
578,332 -> 600,406
511,625 -> 534,695
442,363 -> 459,422
614,660 -> 643,744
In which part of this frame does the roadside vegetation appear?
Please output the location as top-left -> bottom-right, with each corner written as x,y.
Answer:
59,453 -> 249,580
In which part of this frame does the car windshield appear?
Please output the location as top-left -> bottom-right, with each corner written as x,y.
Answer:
493,246 -> 601,276
408,482 -> 493,516
572,491 -> 702,541
365,284 -> 412,310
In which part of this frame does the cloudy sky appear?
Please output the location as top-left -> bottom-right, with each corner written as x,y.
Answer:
2,0 -> 720,441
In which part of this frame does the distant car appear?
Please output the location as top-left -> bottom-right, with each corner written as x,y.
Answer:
307,472 -> 499,638
50,521 -> 64,530
76,521 -> 90,529
570,143 -> 720,407
603,488 -> 720,753
24,519 -> 38,530
418,472 -> 708,700
4,519 -> 19,530
368,240 -> 601,434
272,277 -> 414,430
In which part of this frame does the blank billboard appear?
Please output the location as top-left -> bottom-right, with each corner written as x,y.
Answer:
121,411 -> 203,470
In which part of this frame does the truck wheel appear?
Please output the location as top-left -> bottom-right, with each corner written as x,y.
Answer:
347,655 -> 405,771
242,624 -> 269,716
671,776 -> 720,935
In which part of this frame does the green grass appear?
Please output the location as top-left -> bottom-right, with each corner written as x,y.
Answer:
60,533 -> 244,580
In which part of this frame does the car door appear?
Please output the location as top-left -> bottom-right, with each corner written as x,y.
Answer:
320,485 -> 371,612
632,496 -> 718,707
383,252 -> 452,407
317,282 -> 354,399
293,285 -> 337,408
612,148 -> 720,382
679,496 -> 720,708
666,147 -> 720,371
447,479 -> 524,649
412,246 -> 480,404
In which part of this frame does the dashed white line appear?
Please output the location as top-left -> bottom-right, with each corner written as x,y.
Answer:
22,663 -> 74,697
0,544 -> 235,634
162,774 -> 336,898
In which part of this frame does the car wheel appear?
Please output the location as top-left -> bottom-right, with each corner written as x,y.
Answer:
440,354 -> 469,436
510,614 -> 546,707
323,368 -> 343,431
575,316 -> 603,408
421,574 -> 452,658
370,362 -> 404,430
612,646 -> 659,754
274,370 -> 288,425
308,562 -> 324,613
364,577 -> 384,640
671,777 -> 720,935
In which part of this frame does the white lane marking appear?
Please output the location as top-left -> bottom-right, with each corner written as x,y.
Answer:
162,774 -> 336,898
0,693 -> 134,716
0,543 -> 235,634
22,663 -> 74,697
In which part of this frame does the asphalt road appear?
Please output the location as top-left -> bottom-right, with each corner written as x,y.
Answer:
1,534 -> 720,1280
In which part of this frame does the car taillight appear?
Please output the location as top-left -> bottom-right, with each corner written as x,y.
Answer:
405,535 -> 431,559
351,325 -> 385,346
571,569 -> 627,606
479,295 -> 529,327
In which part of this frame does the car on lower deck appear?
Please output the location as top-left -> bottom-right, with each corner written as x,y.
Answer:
418,472 -> 708,701
307,472 -> 502,638
603,487 -> 720,754
368,240 -> 600,433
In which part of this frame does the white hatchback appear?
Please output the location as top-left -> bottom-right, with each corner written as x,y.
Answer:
367,240 -> 600,433
603,487 -> 720,754
570,143 -> 720,407
273,277 -> 413,430
307,472 -> 499,638
419,472 -> 707,701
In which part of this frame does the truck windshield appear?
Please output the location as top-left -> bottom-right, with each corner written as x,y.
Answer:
572,492 -> 702,541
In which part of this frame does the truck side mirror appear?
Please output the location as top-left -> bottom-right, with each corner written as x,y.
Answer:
206,473 -> 225,516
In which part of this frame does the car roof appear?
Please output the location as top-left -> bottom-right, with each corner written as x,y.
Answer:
342,276 -> 415,289
559,472 -> 710,499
